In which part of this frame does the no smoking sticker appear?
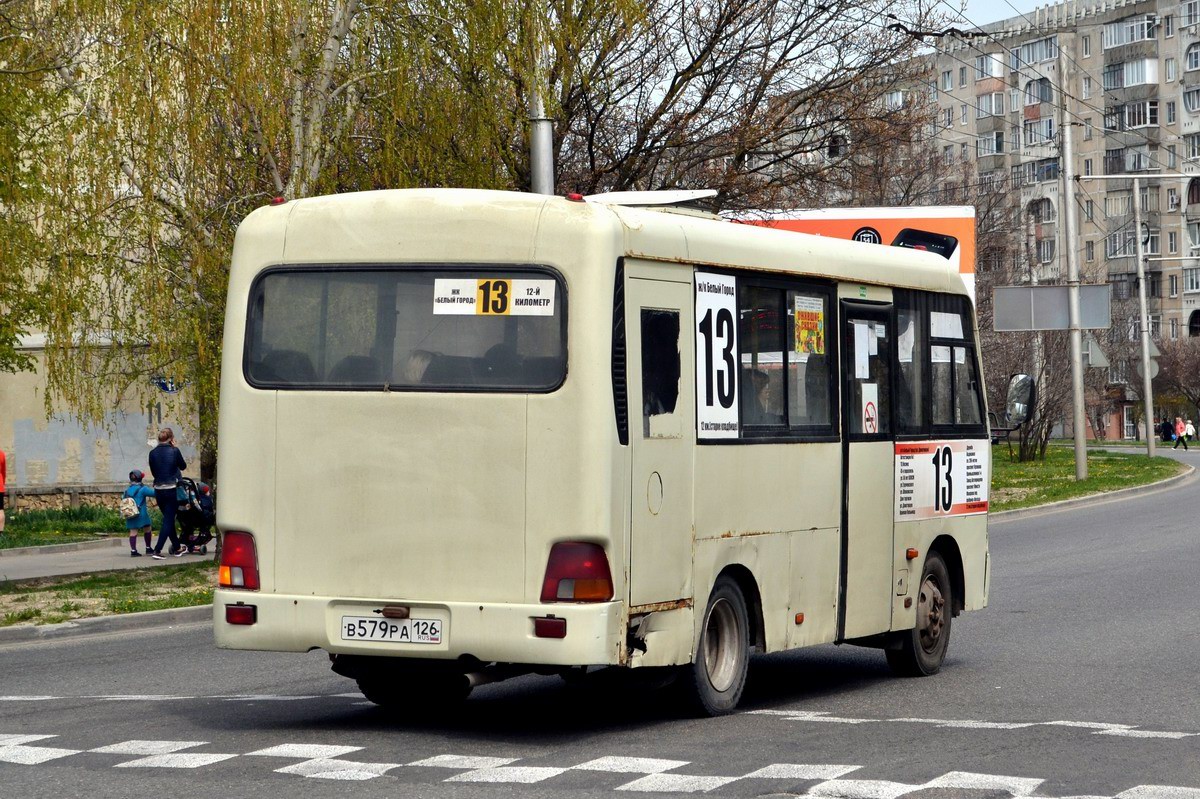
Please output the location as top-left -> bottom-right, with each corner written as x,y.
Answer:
861,382 -> 878,434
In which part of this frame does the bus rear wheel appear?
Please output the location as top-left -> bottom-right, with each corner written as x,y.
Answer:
680,575 -> 750,716
886,551 -> 952,677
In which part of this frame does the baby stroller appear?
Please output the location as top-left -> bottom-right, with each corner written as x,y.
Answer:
175,477 -> 216,554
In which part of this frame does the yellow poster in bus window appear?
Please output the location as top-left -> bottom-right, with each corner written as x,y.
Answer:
794,295 -> 825,355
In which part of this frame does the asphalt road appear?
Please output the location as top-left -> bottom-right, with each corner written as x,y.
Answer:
3,449 -> 1199,798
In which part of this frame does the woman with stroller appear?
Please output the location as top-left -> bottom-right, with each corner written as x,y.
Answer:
148,428 -> 187,559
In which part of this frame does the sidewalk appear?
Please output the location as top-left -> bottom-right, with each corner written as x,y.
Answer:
0,538 -> 215,583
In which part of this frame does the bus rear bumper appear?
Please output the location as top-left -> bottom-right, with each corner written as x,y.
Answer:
213,590 -> 624,666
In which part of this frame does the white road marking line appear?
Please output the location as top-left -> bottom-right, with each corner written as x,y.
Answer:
446,766 -> 568,783
807,778 -> 917,799
922,771 -> 1044,795
275,758 -> 401,780
1098,730 -> 1199,739
90,740 -> 207,755
0,745 -> 81,765
247,744 -> 364,759
0,696 -> 58,701
332,692 -> 364,698
217,691 -> 319,695
1117,787 -> 1200,798
407,754 -> 520,769
0,734 -> 56,746
891,717 -> 1036,729
97,695 -> 193,701
742,764 -> 862,780
1042,721 -> 1136,731
777,711 -> 876,724
572,756 -> 689,773
616,773 -> 740,792
114,753 -> 238,768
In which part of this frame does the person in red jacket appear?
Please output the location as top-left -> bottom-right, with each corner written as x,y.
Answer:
0,447 -> 7,535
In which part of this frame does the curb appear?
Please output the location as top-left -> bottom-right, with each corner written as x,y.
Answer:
0,604 -> 212,645
990,462 -> 1195,522
0,538 -> 125,558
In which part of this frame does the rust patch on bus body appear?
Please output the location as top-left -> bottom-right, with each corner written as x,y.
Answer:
628,598 -> 693,615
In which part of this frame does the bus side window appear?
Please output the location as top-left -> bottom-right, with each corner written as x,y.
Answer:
929,294 -> 984,430
641,309 -> 680,437
895,291 -> 926,434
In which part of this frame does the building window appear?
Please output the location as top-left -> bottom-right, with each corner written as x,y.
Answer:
1084,118 -> 1093,140
1121,58 -> 1157,86
959,66 -> 967,87
1036,239 -> 1055,264
943,145 -> 953,165
1186,87 -> 1200,113
1188,1 -> 1200,27
941,70 -> 953,91
1086,200 -> 1094,221
977,92 -> 1004,118
943,108 -> 953,128
1018,36 -> 1058,65
1124,100 -> 1159,129
1170,230 -> 1179,254
1190,44 -> 1200,72
1106,230 -> 1137,258
1169,187 -> 1181,211
1023,117 -> 1055,145
1167,58 -> 1177,82
1188,136 -> 1200,161
961,103 -> 968,124
1186,267 -> 1200,293
1191,220 -> 1200,249
1102,63 -> 1124,91
960,142 -> 969,161
1147,228 -> 1161,256
1084,158 -> 1093,176
1103,15 -> 1155,49
1171,274 -> 1180,297
1150,315 -> 1162,339
1082,76 -> 1092,99
976,130 -> 1004,156
1086,240 -> 1095,261
1168,101 -> 1177,124
1149,274 -> 1162,298
1105,192 -> 1133,217
975,53 -> 1004,80
1083,35 -> 1091,57
1167,14 -> 1175,37
1172,318 -> 1179,339
1024,77 -> 1053,105
1170,144 -> 1178,168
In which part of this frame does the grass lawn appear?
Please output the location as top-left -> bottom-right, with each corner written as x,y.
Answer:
0,560 -> 214,627
1,505 -> 165,550
991,444 -> 1185,512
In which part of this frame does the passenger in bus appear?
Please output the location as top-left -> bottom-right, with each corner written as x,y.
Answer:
401,350 -> 434,384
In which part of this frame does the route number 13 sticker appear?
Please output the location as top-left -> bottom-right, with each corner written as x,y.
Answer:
894,440 -> 989,521
695,272 -> 739,438
433,278 -> 556,316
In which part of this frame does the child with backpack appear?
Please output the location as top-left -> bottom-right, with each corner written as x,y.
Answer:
120,470 -> 156,557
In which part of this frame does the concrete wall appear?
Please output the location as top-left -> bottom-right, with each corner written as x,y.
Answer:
0,350 -> 198,492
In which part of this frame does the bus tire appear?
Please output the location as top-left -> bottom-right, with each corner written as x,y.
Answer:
886,551 -> 952,677
681,575 -> 750,716
357,673 -> 472,710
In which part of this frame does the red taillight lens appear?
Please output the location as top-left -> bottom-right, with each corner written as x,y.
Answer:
225,604 -> 257,625
533,616 -> 567,638
218,531 -> 260,590
540,542 -> 613,602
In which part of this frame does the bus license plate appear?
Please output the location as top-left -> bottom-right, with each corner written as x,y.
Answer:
340,615 -> 442,644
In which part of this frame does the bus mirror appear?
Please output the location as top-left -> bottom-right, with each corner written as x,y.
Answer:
1005,374 -> 1035,427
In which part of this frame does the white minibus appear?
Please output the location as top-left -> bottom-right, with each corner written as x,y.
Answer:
214,188 -> 1003,715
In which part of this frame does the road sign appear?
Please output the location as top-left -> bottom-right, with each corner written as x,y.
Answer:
1135,358 -> 1159,380
992,285 -> 1112,331
1082,333 -> 1110,368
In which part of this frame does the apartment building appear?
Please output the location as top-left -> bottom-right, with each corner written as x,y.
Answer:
931,0 -> 1200,437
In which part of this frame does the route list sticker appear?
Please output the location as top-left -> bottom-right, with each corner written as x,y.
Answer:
433,278 -> 556,316
895,439 -> 989,521
695,272 -> 739,439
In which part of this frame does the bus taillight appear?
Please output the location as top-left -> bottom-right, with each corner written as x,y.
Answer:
540,542 -> 613,602
219,531 -> 261,590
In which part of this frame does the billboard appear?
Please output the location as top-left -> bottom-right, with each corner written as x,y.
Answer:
745,206 -> 978,302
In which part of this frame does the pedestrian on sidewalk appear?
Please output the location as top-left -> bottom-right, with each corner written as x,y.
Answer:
1187,419 -> 1196,442
1174,417 -> 1189,450
148,428 -> 187,560
121,470 -> 155,557
0,445 -> 6,537
1160,417 -> 1174,443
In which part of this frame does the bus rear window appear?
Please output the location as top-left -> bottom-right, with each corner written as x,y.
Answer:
244,267 -> 566,391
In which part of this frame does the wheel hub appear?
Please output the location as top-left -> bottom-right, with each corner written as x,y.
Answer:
916,576 -> 945,653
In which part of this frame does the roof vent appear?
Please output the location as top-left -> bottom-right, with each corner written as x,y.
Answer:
583,189 -> 720,218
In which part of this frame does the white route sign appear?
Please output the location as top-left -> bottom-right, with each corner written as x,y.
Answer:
895,439 -> 989,521
695,272 -> 739,439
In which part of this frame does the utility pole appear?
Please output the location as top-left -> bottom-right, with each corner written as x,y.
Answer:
1079,172 -> 1190,458
528,9 -> 554,196
1059,44 -> 1087,479
1132,174 -> 1155,458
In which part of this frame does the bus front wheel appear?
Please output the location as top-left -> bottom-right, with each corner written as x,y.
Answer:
886,551 -> 952,677
681,575 -> 750,716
